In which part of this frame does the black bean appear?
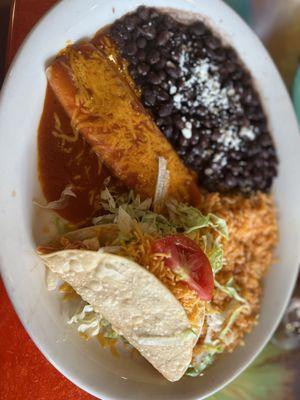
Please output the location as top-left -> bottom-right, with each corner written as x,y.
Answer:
124,42 -> 137,56
154,58 -> 166,70
231,150 -> 243,161
137,37 -> 147,49
225,174 -> 237,188
191,132 -> 200,146
179,136 -> 190,148
137,49 -> 146,61
208,49 -> 226,62
156,88 -> 170,102
171,50 -> 181,62
242,72 -> 252,86
148,49 -> 160,65
160,82 -> 169,91
197,106 -> 206,117
242,90 -> 255,105
137,63 -> 150,76
128,55 -> 139,65
142,89 -> 156,107
219,68 -> 230,83
174,115 -> 185,130
225,47 -> 238,61
211,132 -> 220,141
250,110 -> 264,122
189,21 -> 206,36
260,133 -> 272,147
150,10 -> 161,20
159,116 -> 172,127
166,66 -> 180,79
231,166 -> 241,178
225,61 -> 237,73
156,117 -> 165,127
203,119 -> 213,129
148,71 -> 161,85
124,16 -> 140,31
157,70 -> 167,82
118,29 -> 131,41
158,102 -> 173,117
205,35 -> 221,50
140,24 -> 156,39
137,6 -> 150,20
231,70 -> 243,81
133,30 -> 141,41
156,30 -> 171,46
164,126 -> 174,138
177,147 -> 187,156
261,150 -> 270,160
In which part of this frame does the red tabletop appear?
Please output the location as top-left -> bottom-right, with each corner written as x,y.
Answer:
1,1 -> 96,399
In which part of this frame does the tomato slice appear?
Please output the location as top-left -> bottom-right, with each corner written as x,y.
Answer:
152,235 -> 214,301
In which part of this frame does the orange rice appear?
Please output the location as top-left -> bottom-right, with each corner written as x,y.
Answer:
198,190 -> 278,351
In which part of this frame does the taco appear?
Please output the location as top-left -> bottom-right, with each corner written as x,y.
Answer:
38,222 -> 209,381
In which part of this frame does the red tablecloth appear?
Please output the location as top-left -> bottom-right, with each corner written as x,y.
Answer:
1,1 -> 96,398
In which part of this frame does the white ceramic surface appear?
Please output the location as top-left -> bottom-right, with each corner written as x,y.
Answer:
0,0 -> 300,399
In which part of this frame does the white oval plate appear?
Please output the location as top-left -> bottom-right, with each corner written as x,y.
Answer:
0,0 -> 300,399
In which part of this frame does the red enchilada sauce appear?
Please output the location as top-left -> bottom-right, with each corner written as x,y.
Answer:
38,85 -> 115,224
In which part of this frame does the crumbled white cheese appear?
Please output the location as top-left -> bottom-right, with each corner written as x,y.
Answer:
169,85 -> 177,95
239,126 -> 256,141
218,126 -> 241,151
181,121 -> 192,139
169,47 -> 258,160
204,313 -> 224,345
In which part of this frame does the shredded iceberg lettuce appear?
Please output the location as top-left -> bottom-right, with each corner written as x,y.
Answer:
214,278 -> 247,304
68,303 -> 120,340
68,304 -> 102,338
186,345 -> 224,377
219,303 -> 250,342
166,200 -> 229,239
93,189 -> 176,236
93,188 -> 228,244
34,184 -> 76,210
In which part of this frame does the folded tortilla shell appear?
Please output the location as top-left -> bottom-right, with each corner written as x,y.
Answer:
40,250 -> 198,381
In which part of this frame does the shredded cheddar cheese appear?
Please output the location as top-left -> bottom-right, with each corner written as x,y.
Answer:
52,112 -> 79,144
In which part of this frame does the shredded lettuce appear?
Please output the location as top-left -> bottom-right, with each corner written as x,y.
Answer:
208,241 -> 224,276
186,345 -> 224,377
207,213 -> 229,240
166,200 -> 229,239
219,303 -> 250,341
34,184 -> 76,210
68,304 -> 102,338
214,278 -> 247,304
94,189 -> 228,248
68,303 -> 120,340
93,189 -> 176,236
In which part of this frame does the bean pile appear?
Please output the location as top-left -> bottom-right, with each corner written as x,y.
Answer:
109,6 -> 278,194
